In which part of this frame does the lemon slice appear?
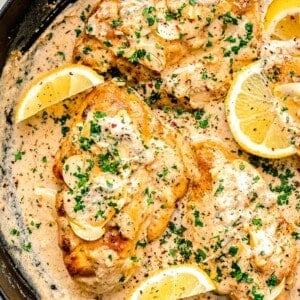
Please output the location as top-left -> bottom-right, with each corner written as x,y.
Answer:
15,64 -> 104,123
264,0 -> 300,40
225,60 -> 297,158
129,264 -> 215,300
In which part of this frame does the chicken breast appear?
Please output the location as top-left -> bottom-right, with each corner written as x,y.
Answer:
97,137 -> 298,300
53,82 -> 189,294
53,83 -> 297,298
73,0 -> 261,108
182,141 -> 298,299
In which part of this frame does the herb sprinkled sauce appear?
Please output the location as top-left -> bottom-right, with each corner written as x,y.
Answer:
0,0 -> 299,299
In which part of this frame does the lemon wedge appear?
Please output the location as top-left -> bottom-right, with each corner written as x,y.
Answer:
225,60 -> 297,158
129,264 -> 215,300
15,64 -> 104,123
264,0 -> 300,40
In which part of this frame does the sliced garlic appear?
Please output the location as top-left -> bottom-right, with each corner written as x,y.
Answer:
62,154 -> 92,190
274,82 -> 300,98
34,187 -> 57,201
156,21 -> 180,40
249,228 -> 275,265
125,37 -> 166,72
92,173 -> 124,191
163,63 -> 196,98
249,230 -> 259,248
265,278 -> 286,300
69,218 -> 105,241
254,256 -> 267,267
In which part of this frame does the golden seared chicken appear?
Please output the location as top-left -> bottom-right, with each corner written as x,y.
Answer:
53,82 -> 189,294
88,136 -> 298,299
181,141 -> 298,299
73,0 -> 261,107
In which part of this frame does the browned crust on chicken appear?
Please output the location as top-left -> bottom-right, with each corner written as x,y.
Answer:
54,82 -> 189,293
183,141 -> 298,299
72,0 -> 262,107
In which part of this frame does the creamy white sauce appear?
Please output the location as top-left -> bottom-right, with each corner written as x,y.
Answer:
0,0 -> 299,299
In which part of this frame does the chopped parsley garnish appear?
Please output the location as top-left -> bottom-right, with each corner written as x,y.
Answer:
193,210 -> 204,227
199,118 -> 209,129
94,111 -> 107,119
53,113 -> 70,124
128,49 -> 147,64
14,150 -> 25,161
215,179 -> 224,195
135,239 -> 147,248
154,78 -> 163,90
73,171 -> 89,188
168,222 -> 186,236
214,267 -> 223,283
292,231 -> 300,240
193,108 -> 205,120
82,46 -> 92,55
16,77 -> 23,85
90,121 -> 101,136
266,273 -> 279,287
103,40 -> 113,48
252,217 -> 262,228
194,248 -> 207,263
222,12 -> 239,25
98,147 -> 121,174
10,229 -> 20,236
245,22 -> 253,40
144,187 -> 155,205
79,136 -> 94,151
157,167 -> 169,179
175,237 -> 193,260
130,256 -> 139,262
225,35 -> 236,43
74,195 -> 85,212
251,286 -> 264,300
57,51 -> 66,60
228,246 -> 238,256
74,28 -> 82,37
144,91 -> 161,105
61,126 -> 70,137
239,162 -> 245,170
230,261 -> 253,283
248,156 -> 296,206
95,210 -> 105,219
110,19 -> 123,28
269,169 -> 295,205
142,6 -> 157,26
22,242 -> 32,252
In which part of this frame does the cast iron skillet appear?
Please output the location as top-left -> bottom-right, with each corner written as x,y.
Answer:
0,1 -> 76,298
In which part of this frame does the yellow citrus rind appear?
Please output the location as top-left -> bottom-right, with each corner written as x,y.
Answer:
225,60 -> 297,159
264,0 -> 300,40
15,64 -> 104,123
129,264 -> 215,300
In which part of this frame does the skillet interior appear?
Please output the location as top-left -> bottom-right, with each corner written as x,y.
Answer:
0,1 -> 76,299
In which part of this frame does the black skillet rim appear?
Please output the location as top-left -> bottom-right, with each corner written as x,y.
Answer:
0,1 -> 76,299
